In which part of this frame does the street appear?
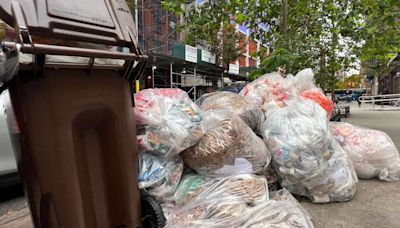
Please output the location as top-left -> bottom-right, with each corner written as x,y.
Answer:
1,102 -> 399,228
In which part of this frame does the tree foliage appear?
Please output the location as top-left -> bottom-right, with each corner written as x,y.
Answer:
163,0 -> 398,89
356,0 -> 400,77
165,0 -> 244,68
335,74 -> 364,89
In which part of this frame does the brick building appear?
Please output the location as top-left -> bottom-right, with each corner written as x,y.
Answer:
379,54 -> 400,94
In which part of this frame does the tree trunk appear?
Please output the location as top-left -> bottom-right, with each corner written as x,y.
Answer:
282,0 -> 289,74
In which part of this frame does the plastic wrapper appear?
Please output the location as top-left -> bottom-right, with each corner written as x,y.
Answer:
196,91 -> 264,131
166,175 -> 314,228
301,90 -> 333,117
261,99 -> 357,203
138,153 -> 183,200
240,72 -> 288,114
135,88 -> 205,156
172,174 -> 210,205
331,122 -> 400,181
181,110 -> 271,176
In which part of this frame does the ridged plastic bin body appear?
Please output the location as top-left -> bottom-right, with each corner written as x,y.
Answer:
9,69 -> 140,228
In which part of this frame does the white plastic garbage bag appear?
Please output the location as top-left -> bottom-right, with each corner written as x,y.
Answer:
261,99 -> 357,203
181,110 -> 271,176
135,88 -> 205,156
196,91 -> 264,132
239,69 -> 333,118
240,72 -> 289,116
291,68 -> 334,118
331,122 -> 400,181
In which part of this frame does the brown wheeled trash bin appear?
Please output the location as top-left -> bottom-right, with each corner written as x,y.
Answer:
0,0 -> 147,227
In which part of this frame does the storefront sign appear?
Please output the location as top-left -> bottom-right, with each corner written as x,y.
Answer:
228,63 -> 240,75
201,50 -> 216,64
185,45 -> 198,63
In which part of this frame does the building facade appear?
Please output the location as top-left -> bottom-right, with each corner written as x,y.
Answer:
136,0 -> 268,96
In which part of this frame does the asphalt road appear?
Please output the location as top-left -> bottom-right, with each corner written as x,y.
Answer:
1,102 -> 399,228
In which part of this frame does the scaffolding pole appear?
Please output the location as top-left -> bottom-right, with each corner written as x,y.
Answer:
194,67 -> 197,100
170,62 -> 173,88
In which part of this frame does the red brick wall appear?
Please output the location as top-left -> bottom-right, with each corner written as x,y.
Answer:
249,39 -> 257,54
248,58 -> 256,67
239,55 -> 246,67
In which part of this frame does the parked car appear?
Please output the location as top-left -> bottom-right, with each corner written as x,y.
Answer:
217,84 -> 245,93
0,90 -> 19,187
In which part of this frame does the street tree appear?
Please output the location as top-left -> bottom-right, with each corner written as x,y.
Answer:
163,0 -> 397,93
165,0 -> 243,71
356,0 -> 400,78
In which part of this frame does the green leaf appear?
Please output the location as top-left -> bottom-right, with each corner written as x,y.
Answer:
235,13 -> 245,24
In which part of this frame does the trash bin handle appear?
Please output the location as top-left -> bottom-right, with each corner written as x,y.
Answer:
3,41 -> 148,61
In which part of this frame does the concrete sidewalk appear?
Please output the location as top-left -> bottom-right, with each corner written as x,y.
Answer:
300,102 -> 400,228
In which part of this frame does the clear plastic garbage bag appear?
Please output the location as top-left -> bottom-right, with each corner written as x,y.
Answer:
239,189 -> 314,228
261,99 -> 357,203
239,69 -> 333,119
174,174 -> 268,207
239,72 -> 289,115
134,88 -> 205,156
331,122 -> 400,181
165,174 -> 268,227
138,153 -> 183,200
166,174 -> 314,228
196,91 -> 264,132
291,68 -> 334,118
181,110 -> 271,176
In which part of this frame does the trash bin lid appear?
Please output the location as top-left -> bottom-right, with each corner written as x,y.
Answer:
0,0 -> 138,49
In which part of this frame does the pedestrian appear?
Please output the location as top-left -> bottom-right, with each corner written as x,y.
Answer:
357,97 -> 361,107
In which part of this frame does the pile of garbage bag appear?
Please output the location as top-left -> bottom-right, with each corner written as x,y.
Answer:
195,91 -> 264,132
166,174 -> 314,228
131,68 -> 399,227
331,122 -> 400,181
181,110 -> 271,176
261,99 -> 357,203
135,88 -> 205,157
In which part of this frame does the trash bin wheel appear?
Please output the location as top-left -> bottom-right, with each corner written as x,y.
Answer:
141,195 -> 165,228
